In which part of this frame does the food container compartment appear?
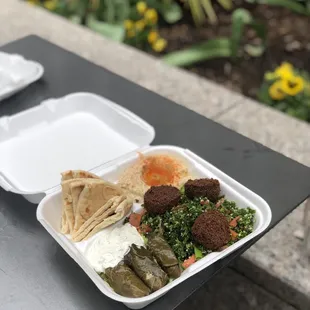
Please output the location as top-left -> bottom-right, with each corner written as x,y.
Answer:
0,52 -> 44,101
36,145 -> 272,309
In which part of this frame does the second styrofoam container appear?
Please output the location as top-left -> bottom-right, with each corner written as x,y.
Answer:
0,52 -> 44,101
36,145 -> 272,309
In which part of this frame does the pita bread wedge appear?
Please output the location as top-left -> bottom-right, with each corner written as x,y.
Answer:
61,170 -> 101,181
72,195 -> 123,241
73,180 -> 123,232
72,196 -> 132,242
63,179 -> 110,233
61,178 -> 84,233
61,179 -> 75,234
60,170 -> 101,233
70,179 -> 105,217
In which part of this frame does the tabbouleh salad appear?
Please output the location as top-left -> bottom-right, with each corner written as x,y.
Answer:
142,193 -> 255,262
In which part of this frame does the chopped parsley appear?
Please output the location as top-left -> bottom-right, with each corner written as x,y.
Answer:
142,195 -> 255,261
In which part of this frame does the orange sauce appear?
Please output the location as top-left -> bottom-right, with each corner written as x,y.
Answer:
140,155 -> 184,186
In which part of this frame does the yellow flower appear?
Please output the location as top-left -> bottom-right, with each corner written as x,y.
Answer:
275,62 -> 294,79
148,31 -> 158,44
152,38 -> 167,52
135,20 -> 145,31
269,80 -> 286,100
44,0 -> 58,10
136,1 -> 147,15
124,20 -> 134,30
145,8 -> 158,24
127,30 -> 135,38
280,76 -> 304,96
27,0 -> 39,5
265,62 -> 294,81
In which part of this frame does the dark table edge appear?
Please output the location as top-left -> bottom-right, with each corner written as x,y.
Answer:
1,35 -> 310,310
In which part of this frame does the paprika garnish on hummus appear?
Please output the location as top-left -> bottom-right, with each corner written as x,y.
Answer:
117,153 -> 191,201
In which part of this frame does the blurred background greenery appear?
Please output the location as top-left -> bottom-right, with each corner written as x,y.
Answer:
26,0 -> 310,122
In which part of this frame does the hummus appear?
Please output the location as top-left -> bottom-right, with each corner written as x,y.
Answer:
118,154 -> 191,202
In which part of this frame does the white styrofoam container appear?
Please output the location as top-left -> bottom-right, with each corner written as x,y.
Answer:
0,93 -> 155,203
0,52 -> 44,101
36,145 -> 272,309
0,92 -> 272,309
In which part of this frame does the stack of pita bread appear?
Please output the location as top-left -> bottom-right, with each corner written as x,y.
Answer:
60,170 -> 132,242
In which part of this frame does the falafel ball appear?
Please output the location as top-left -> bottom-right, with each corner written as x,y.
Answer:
192,210 -> 230,250
144,185 -> 181,215
184,178 -> 220,202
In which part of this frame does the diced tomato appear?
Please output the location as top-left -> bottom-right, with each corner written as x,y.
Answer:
230,229 -> 238,241
229,216 -> 241,228
182,255 -> 196,269
140,209 -> 147,216
215,198 -> 225,208
129,213 -> 143,227
137,224 -> 152,234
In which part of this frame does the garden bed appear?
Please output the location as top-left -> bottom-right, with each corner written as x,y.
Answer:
159,1 -> 310,99
24,0 -> 310,122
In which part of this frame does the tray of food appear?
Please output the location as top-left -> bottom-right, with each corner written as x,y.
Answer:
0,92 -> 272,309
0,52 -> 44,101
37,146 -> 271,309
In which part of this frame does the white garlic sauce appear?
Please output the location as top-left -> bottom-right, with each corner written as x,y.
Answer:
84,223 -> 144,272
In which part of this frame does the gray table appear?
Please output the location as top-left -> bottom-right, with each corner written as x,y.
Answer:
0,36 -> 309,310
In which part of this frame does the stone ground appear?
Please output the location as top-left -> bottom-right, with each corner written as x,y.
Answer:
178,268 -> 296,310
1,1 -> 310,309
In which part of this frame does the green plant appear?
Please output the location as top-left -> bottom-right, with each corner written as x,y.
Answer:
162,9 -> 266,66
124,2 -> 168,52
145,0 -> 183,24
85,0 -> 130,41
258,62 -> 310,122
162,38 -> 231,66
230,8 -> 266,59
185,0 -> 233,26
245,0 -> 310,15
26,0 -> 182,42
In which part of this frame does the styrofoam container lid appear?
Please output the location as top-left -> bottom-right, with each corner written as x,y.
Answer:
0,93 -> 155,202
0,52 -> 44,102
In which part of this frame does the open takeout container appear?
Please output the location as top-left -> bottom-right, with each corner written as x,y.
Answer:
0,92 -> 272,309
0,52 -> 44,102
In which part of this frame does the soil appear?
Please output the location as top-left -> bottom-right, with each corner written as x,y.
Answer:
157,0 -> 310,100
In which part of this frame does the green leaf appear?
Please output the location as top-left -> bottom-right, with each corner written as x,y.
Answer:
142,235 -> 148,244
162,38 -> 231,67
257,82 -> 273,105
231,9 -> 266,59
258,0 -> 307,15
104,0 -> 115,24
201,0 -> 217,24
180,185 -> 185,195
230,9 -> 252,59
274,102 -> 289,111
86,15 -> 125,42
217,0 -> 233,10
114,0 -> 131,23
161,2 -> 183,24
188,0 -> 205,26
244,44 -> 265,57
194,246 -> 203,260
69,15 -> 82,24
